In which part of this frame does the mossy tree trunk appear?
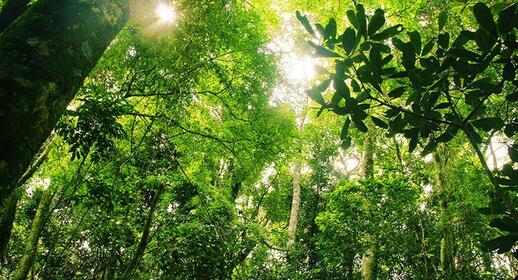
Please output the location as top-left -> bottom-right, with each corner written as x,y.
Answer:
0,0 -> 129,217
433,152 -> 453,275
12,186 -> 55,280
0,135 -> 54,260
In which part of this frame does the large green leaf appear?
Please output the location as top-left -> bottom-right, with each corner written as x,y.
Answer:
498,3 -> 516,34
342,28 -> 356,54
324,18 -> 337,39
356,4 -> 367,37
308,41 -> 341,58
409,31 -> 421,54
308,78 -> 332,105
346,9 -> 359,29
368,9 -> 385,36
471,117 -> 505,131
296,10 -> 315,37
370,24 -> 404,41
473,2 -> 497,34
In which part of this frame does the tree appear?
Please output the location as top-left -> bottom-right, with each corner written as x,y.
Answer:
298,1 -> 518,257
0,0 -> 129,215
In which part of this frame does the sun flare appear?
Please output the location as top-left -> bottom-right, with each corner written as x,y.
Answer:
156,2 -> 175,23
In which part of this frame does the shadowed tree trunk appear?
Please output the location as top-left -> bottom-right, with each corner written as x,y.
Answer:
0,0 -> 129,217
0,134 -> 54,260
0,0 -> 30,33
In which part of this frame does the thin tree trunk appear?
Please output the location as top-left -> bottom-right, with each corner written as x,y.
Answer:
433,152 -> 452,275
0,135 -> 54,260
0,0 -> 129,214
361,133 -> 377,280
12,186 -> 55,280
121,185 -> 165,279
287,97 -> 309,249
0,188 -> 20,260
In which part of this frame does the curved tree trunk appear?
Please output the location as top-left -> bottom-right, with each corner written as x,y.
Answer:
0,0 -> 129,216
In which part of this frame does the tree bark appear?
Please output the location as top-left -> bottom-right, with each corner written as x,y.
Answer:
0,0 -> 129,215
433,152 -> 453,275
0,0 -> 30,33
0,188 -> 20,261
0,134 -> 54,260
13,186 -> 54,280
287,97 -> 309,250
361,133 -> 377,280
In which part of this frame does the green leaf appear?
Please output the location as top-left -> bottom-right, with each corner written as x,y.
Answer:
388,86 -> 406,99
498,3 -> 516,34
370,24 -> 404,41
334,77 -> 350,99
421,140 -> 438,156
490,216 -> 518,232
342,28 -> 356,54
371,116 -> 388,129
308,78 -> 331,105
346,10 -> 359,29
356,4 -> 367,37
484,234 -> 518,254
409,31 -> 421,54
324,18 -> 337,39
341,136 -> 352,150
308,41 -> 341,58
368,9 -> 385,36
341,118 -> 351,140
503,62 -> 515,81
471,117 -> 505,131
436,126 -> 459,143
475,29 -> 494,52
473,2 -> 497,34
438,33 -> 449,49
352,116 -> 368,132
421,39 -> 435,56
438,10 -> 448,31
296,10 -> 315,37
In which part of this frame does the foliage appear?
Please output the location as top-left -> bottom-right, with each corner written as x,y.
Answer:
298,1 -> 518,256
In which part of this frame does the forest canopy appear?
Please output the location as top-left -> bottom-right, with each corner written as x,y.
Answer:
0,0 -> 516,279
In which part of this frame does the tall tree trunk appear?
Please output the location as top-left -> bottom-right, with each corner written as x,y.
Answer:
361,133 -> 377,280
0,0 -> 129,214
121,184 -> 165,279
0,189 -> 20,261
0,0 -> 30,33
13,186 -> 55,280
433,152 -> 452,275
287,97 -> 309,250
0,134 -> 54,260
